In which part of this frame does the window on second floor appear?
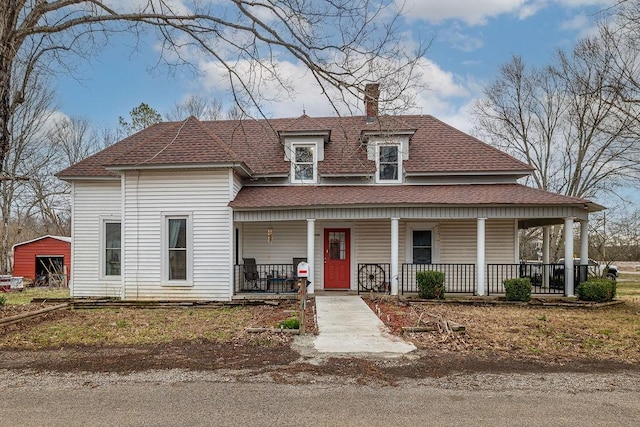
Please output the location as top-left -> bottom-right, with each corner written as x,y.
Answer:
292,144 -> 317,183
376,144 -> 401,183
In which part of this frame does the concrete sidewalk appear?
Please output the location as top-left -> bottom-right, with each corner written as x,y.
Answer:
313,295 -> 416,356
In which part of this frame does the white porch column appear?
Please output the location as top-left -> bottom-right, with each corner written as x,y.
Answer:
390,218 -> 399,296
306,218 -> 315,294
542,226 -> 550,288
579,219 -> 589,284
477,218 -> 486,296
564,217 -> 575,297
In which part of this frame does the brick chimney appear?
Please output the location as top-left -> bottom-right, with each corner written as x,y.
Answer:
364,83 -> 380,119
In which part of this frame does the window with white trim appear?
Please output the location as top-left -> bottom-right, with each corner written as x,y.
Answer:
163,214 -> 192,284
291,144 -> 316,183
376,144 -> 401,183
104,221 -> 121,277
412,230 -> 432,264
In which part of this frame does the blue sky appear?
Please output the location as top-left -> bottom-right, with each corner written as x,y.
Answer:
55,0 -> 613,134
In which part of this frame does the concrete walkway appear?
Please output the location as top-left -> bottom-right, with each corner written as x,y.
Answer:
313,295 -> 416,356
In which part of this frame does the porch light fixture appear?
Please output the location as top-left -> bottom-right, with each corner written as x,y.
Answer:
267,226 -> 273,243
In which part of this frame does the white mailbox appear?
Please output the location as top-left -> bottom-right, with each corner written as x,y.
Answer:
297,261 -> 310,278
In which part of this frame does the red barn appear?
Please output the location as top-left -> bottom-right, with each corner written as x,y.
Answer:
12,235 -> 71,285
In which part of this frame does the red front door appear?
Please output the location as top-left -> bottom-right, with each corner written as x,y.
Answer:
324,229 -> 350,289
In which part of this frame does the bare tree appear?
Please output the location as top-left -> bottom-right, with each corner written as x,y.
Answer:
166,95 -> 224,121
50,116 -> 102,165
0,66 -> 58,273
473,34 -> 640,261
591,1 -> 640,131
0,1 -> 425,176
473,45 -> 639,201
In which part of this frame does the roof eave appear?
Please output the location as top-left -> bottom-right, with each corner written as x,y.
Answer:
56,175 -> 120,182
230,201 -> 597,211
278,130 -> 331,143
404,169 -> 533,178
105,162 -> 254,177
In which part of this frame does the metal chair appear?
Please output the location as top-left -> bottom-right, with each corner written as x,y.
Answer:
242,258 -> 264,290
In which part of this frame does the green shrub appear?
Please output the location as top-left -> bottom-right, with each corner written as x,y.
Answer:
0,295 -> 5,306
577,279 -> 616,303
278,317 -> 300,329
504,278 -> 532,302
416,270 -> 445,299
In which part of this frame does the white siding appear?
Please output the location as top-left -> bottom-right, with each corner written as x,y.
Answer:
486,219 -> 516,263
241,221 -> 307,264
353,220 -> 406,291
354,220 -> 392,264
232,172 -> 243,199
439,219 -> 515,264
71,180 -> 121,298
234,217 -> 517,292
439,221 -> 476,264
122,170 -> 232,301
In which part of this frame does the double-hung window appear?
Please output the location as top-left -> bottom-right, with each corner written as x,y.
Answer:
292,144 -> 316,183
412,230 -> 432,264
163,214 -> 192,284
377,144 -> 401,183
104,221 -> 121,277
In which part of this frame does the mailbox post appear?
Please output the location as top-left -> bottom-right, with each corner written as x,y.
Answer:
297,261 -> 310,335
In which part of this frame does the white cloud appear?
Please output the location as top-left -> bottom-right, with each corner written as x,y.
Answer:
397,0 -> 615,25
559,13 -> 601,38
442,29 -> 485,52
398,0 -> 529,25
193,54 -> 482,137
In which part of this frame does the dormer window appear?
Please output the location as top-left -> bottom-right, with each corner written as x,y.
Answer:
376,144 -> 401,183
292,143 -> 317,183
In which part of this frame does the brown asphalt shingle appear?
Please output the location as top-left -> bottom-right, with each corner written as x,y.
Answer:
57,115 -> 532,179
229,184 -> 591,209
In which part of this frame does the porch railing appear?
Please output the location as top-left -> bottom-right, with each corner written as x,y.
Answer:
233,262 -> 589,296
486,263 -> 566,295
401,263 -> 476,294
357,263 -> 391,293
234,263 -> 298,294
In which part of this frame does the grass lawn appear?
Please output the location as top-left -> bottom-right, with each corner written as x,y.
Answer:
617,273 -> 640,299
1,287 -> 69,305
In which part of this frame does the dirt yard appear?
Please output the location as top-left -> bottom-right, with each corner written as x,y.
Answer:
1,295 -> 638,383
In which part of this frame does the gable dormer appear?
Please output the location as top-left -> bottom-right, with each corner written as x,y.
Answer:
278,115 -> 330,184
361,127 -> 416,184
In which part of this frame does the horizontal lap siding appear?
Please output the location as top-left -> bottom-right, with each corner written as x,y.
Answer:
72,181 -> 121,297
348,220 -> 406,289
241,221 -> 307,265
439,221 -> 476,264
439,220 -> 515,264
123,170 -> 232,301
486,220 -> 516,263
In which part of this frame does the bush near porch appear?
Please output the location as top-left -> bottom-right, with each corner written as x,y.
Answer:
577,279 -> 617,303
417,270 -> 445,299
504,278 -> 532,302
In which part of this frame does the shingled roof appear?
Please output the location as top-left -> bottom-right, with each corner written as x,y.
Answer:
229,183 -> 601,211
57,114 -> 533,179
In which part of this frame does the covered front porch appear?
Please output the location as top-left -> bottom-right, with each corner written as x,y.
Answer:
231,207 -> 598,298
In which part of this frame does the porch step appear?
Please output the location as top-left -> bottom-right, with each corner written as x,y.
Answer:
313,296 -> 416,356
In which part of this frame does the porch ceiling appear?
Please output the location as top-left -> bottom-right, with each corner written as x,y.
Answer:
518,218 -> 570,229
230,183 -> 603,212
